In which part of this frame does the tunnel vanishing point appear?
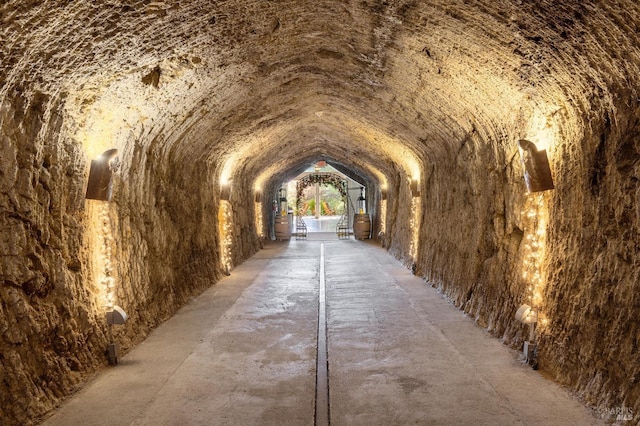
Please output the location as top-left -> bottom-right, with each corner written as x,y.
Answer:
1,1 -> 639,424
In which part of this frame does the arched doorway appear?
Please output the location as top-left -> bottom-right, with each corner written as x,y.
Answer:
294,172 -> 349,238
296,173 -> 347,214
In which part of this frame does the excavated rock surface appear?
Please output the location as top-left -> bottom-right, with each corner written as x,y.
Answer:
0,1 -> 638,424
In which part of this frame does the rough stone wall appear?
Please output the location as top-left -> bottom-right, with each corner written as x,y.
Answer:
413,75 -> 640,426
417,127 -> 525,331
415,102 -> 640,419
383,169 -> 418,265
111,152 -> 228,348
541,104 -> 640,413
0,92 -> 109,423
226,173 -> 263,266
0,95 -> 234,425
406,2 -> 640,419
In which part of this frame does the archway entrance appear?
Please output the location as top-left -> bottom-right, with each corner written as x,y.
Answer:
288,163 -> 362,239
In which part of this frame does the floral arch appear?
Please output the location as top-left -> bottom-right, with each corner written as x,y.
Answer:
295,173 -> 347,211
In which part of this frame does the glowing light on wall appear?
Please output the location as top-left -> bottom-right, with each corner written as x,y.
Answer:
379,183 -> 388,234
77,111 -> 125,161
218,200 -> 233,274
220,138 -> 257,191
70,58 -> 208,164
409,194 -> 421,261
219,159 -> 235,190
379,199 -> 387,233
254,201 -> 265,238
217,163 -> 235,273
525,104 -> 564,153
71,77 -> 144,161
90,203 -> 116,310
85,150 -> 120,312
520,192 -> 548,325
518,140 -> 554,193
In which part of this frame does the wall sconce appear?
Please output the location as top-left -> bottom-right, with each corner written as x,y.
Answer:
254,191 -> 262,203
220,181 -> 231,201
106,305 -> 128,325
410,178 -> 420,197
86,149 -> 119,201
381,188 -> 387,200
518,139 -> 554,192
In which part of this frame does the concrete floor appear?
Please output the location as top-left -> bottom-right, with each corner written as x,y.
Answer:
43,240 -> 602,426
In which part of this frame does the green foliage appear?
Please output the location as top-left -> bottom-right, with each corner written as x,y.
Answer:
297,182 -> 345,216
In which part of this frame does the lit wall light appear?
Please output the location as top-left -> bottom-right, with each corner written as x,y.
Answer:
95,204 -> 120,364
85,150 -> 128,365
253,185 -> 264,238
380,199 -> 387,235
106,306 -> 128,325
86,149 -> 119,201
254,201 -> 264,238
408,177 -> 421,263
410,178 -> 420,197
380,183 -> 388,236
217,200 -> 233,275
220,180 -> 231,201
517,190 -> 549,367
96,204 -> 116,310
518,139 -> 554,192
409,196 -> 421,264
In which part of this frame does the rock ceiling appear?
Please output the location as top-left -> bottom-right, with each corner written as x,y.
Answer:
2,0 -> 637,191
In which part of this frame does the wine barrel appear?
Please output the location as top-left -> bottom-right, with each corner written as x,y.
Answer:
353,213 -> 371,240
274,214 -> 291,240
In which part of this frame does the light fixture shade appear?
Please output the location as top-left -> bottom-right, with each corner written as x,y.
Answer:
220,183 -> 231,201
515,304 -> 538,324
106,305 -> 128,325
86,149 -> 119,201
518,139 -> 554,192
410,179 -> 420,197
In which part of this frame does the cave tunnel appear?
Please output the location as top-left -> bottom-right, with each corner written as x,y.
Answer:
1,1 -> 639,424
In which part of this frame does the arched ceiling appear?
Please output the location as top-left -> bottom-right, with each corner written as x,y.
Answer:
1,0 -> 638,192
